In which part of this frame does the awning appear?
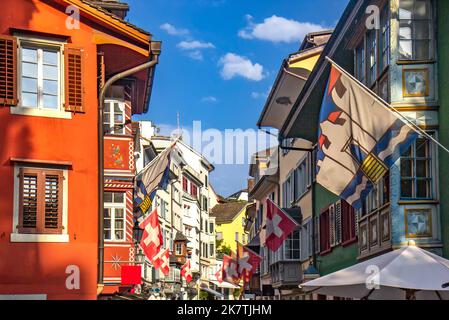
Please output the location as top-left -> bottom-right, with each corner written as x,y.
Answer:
200,286 -> 224,299
209,280 -> 240,289
257,62 -> 308,130
258,46 -> 325,130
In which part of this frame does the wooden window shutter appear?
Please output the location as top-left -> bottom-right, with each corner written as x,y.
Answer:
64,45 -> 84,113
43,171 -> 63,234
335,201 -> 342,245
0,35 -> 18,106
329,204 -> 336,247
18,169 -> 39,233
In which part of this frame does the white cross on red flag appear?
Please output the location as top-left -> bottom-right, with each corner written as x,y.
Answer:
237,242 -> 262,283
139,208 -> 163,262
263,198 -> 299,252
153,248 -> 170,275
222,254 -> 240,284
181,260 -> 193,283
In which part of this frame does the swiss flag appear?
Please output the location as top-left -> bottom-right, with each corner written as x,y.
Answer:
264,199 -> 299,252
181,260 -> 193,283
153,248 -> 170,275
215,269 -> 223,284
139,208 -> 163,262
222,254 -> 240,284
237,242 -> 261,283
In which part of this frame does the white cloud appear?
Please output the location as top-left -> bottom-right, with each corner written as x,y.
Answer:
218,53 -> 265,81
251,86 -> 272,99
238,15 -> 327,43
160,23 -> 190,36
177,40 -> 215,50
251,91 -> 266,99
201,96 -> 218,103
187,50 -> 204,60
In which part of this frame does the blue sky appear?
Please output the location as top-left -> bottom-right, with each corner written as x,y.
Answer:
129,0 -> 348,197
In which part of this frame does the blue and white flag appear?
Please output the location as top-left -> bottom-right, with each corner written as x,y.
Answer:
134,141 -> 176,219
316,62 -> 418,209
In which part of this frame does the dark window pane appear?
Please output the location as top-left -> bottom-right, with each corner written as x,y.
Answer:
401,159 -> 413,177
415,138 -> 428,157
104,192 -> 113,203
416,179 -> 430,198
414,40 -> 430,60
416,160 -> 428,177
401,179 -> 413,198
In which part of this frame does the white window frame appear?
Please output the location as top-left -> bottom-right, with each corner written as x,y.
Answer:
104,192 -> 127,242
175,243 -> 183,255
104,99 -> 126,135
11,35 -> 71,119
11,166 -> 69,243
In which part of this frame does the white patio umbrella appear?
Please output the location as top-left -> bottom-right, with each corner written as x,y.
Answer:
301,242 -> 449,300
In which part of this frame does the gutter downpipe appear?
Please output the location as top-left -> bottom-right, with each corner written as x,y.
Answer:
97,42 -> 162,292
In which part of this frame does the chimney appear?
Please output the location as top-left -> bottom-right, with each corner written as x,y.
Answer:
247,178 -> 255,193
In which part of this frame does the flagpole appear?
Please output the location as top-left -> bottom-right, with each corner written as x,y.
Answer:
325,56 -> 449,155
268,198 -> 300,227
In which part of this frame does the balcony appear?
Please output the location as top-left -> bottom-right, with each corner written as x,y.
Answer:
358,204 -> 392,260
269,261 -> 303,289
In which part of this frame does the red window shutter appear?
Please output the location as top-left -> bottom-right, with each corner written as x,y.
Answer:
320,209 -> 330,253
183,177 -> 188,192
64,45 -> 84,113
0,35 -> 18,106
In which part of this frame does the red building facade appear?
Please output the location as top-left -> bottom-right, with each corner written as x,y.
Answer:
0,0 -> 156,299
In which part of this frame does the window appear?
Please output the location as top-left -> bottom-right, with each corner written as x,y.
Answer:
209,222 -> 214,233
205,175 -> 208,188
355,40 -> 366,84
175,243 -> 183,255
209,243 -> 215,257
160,200 -> 169,220
202,196 -> 208,211
282,174 -> 293,208
235,232 -> 239,242
17,168 -> 63,234
341,200 -> 357,244
20,44 -> 60,110
190,183 -> 198,199
399,0 -> 434,60
362,173 -> 390,216
104,192 -> 126,241
104,100 -> 125,134
401,135 -> 433,199
182,177 -> 188,192
366,29 -> 377,86
284,230 -> 300,260
294,157 -> 310,200
380,6 -> 391,71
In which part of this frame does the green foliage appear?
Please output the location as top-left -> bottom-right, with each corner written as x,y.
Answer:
199,291 -> 209,300
233,288 -> 241,299
216,239 -> 232,259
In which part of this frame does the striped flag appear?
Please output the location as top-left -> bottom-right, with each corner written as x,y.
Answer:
317,61 -> 418,209
134,140 -> 177,219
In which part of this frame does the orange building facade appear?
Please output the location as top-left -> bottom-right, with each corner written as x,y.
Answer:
0,0 -> 156,299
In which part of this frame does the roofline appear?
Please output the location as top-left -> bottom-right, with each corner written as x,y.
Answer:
279,0 -> 361,139
61,0 -> 151,45
212,203 -> 249,224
